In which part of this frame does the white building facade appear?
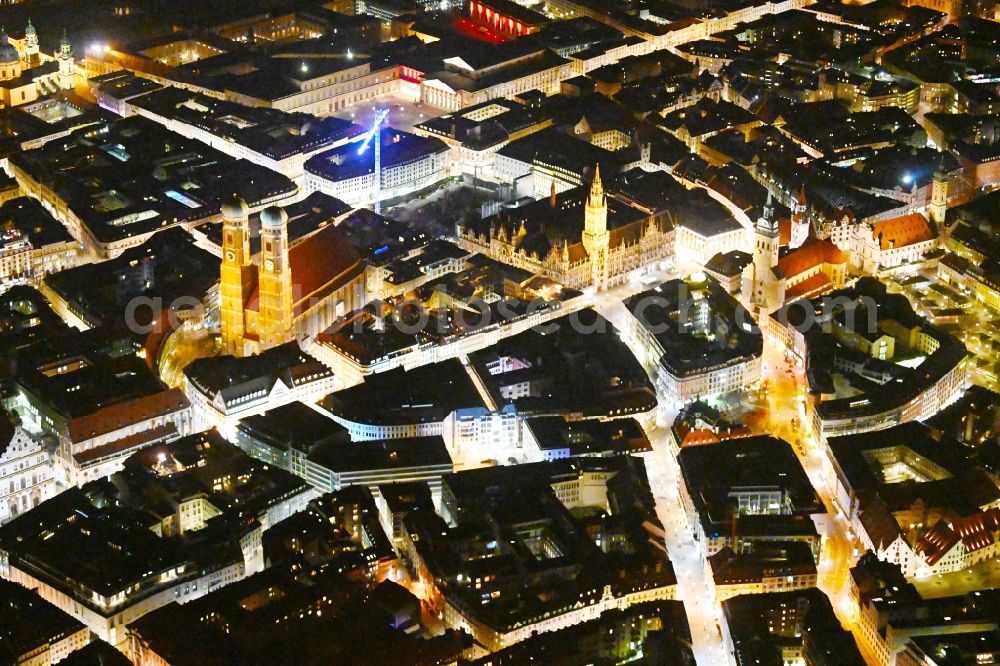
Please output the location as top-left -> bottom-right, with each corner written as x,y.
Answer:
0,423 -> 55,523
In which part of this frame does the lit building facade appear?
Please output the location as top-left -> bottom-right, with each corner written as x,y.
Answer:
624,276 -> 763,406
0,419 -> 55,524
224,58 -> 401,116
416,50 -> 572,112
0,434 -> 314,647
218,196 -> 367,357
117,84 -> 361,182
0,198 -> 79,287
57,388 -> 192,487
303,130 -> 450,208
458,169 -> 674,291
0,25 -> 75,109
851,212 -> 939,274
402,459 -> 677,654
467,0 -> 548,38
742,193 -> 849,314
184,344 -> 340,429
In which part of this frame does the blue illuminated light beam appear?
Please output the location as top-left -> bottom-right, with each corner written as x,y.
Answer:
356,108 -> 390,214
356,108 -> 390,156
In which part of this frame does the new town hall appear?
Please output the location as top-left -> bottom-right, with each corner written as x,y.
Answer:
458,165 -> 673,291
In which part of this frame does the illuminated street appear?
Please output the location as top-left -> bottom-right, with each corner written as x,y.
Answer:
0,0 -> 998,663
759,335 -> 873,662
644,421 -> 731,666
595,290 -> 731,666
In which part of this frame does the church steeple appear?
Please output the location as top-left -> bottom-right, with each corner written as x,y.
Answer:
745,192 -> 780,313
790,183 -> 809,249
929,157 -> 949,225
757,192 -> 779,240
257,206 -> 294,350
219,194 -> 252,356
23,20 -> 38,66
57,30 -> 74,90
588,163 -> 605,210
585,164 -> 607,237
582,163 -> 610,290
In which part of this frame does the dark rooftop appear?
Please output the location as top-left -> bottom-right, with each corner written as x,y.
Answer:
0,432 -> 308,611
185,342 -> 332,406
623,276 -> 762,378
413,457 -> 674,634
0,197 -> 75,251
9,115 -> 296,245
238,401 -> 351,454
307,435 -> 452,474
129,85 -> 363,161
468,309 -> 657,417
524,416 -> 652,456
304,129 -> 448,183
723,588 -> 865,666
43,226 -> 219,328
678,435 -> 821,530
0,579 -> 86,662
321,358 -> 485,426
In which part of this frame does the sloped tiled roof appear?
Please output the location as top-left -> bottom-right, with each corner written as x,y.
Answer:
955,508 -> 1000,553
681,429 -> 721,446
73,423 -> 178,465
785,272 -> 832,300
871,213 -> 935,250
67,389 -> 189,444
914,519 -> 960,566
775,235 -> 846,279
857,493 -> 901,551
246,223 -> 365,317
778,217 -> 791,246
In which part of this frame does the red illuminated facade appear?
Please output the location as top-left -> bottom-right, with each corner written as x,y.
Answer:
399,65 -> 424,84
467,0 -> 545,39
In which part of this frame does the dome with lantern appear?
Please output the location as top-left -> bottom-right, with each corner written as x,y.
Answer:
221,194 -> 249,220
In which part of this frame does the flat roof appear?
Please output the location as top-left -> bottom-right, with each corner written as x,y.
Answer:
10,115 -> 296,244
322,358 -> 485,426
0,579 -> 86,657
0,196 -> 74,249
305,129 -> 448,183
129,85 -> 363,161
238,401 -> 350,453
308,435 -> 452,473
623,277 -> 762,378
678,435 -> 821,527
